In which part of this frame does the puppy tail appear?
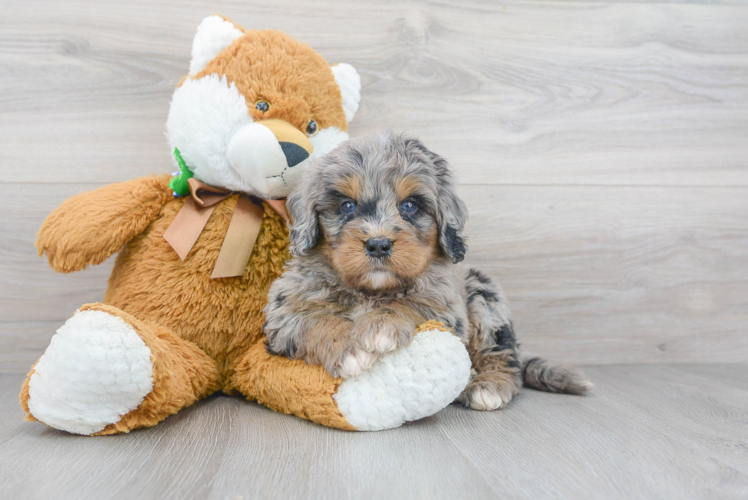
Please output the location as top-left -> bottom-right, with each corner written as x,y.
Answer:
520,356 -> 593,395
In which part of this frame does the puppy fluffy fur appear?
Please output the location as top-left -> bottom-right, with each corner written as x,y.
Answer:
264,131 -> 591,410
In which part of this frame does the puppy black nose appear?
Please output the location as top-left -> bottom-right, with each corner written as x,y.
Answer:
365,237 -> 392,258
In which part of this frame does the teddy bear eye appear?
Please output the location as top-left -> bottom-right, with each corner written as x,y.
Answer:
306,119 -> 318,136
255,100 -> 270,113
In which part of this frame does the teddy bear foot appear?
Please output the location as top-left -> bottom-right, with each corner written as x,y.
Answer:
333,327 -> 471,431
24,308 -> 154,435
21,303 -> 221,435
233,324 -> 471,431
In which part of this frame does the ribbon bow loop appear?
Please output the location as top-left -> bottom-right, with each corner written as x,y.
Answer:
187,178 -> 232,208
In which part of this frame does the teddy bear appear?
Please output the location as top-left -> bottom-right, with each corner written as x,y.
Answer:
19,15 -> 471,435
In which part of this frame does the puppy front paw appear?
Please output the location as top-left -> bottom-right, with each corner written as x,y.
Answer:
333,348 -> 378,379
354,313 -> 415,355
362,330 -> 399,354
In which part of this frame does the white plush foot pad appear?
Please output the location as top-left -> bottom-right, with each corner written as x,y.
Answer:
334,329 -> 471,431
28,310 -> 154,435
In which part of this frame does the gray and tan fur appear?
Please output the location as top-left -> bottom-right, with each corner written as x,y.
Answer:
264,131 -> 591,410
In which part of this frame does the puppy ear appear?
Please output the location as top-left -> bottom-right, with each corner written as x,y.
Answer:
436,169 -> 468,263
287,180 -> 319,256
405,138 -> 468,263
189,15 -> 244,76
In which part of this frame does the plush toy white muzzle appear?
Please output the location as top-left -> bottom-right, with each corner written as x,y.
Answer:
226,119 -> 313,199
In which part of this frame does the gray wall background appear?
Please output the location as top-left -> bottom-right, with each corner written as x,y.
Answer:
1,0 -> 747,373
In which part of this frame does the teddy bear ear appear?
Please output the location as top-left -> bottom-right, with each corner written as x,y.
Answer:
188,15 -> 244,77
331,63 -> 362,123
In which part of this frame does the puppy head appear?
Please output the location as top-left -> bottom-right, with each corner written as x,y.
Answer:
288,131 -> 468,291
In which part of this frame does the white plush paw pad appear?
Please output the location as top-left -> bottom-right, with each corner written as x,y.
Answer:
334,329 -> 471,431
27,310 -> 154,435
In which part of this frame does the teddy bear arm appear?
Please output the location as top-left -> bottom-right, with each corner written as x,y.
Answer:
36,175 -> 173,273
231,321 -> 471,431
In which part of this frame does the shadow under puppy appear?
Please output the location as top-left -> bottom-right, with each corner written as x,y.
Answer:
264,131 -> 591,410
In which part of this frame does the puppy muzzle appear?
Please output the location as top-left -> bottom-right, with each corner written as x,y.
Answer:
226,119 -> 314,198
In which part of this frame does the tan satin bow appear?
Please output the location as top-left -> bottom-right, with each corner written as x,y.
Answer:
163,178 -> 289,279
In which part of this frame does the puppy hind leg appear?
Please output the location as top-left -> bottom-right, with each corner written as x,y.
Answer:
459,269 -> 522,410
458,345 -> 522,411
459,268 -> 592,405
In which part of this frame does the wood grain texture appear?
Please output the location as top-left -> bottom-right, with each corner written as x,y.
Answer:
1,365 -> 747,500
0,2 -> 747,364
0,1 -> 747,185
462,184 -> 748,364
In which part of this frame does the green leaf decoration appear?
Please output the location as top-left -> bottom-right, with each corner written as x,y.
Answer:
168,147 -> 194,197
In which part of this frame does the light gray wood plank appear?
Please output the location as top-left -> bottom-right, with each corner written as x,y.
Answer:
0,322 -> 46,375
0,1 -> 746,186
433,363 -> 748,499
2,183 -> 745,368
1,364 -> 747,500
0,183 -> 114,328
461,184 -> 748,364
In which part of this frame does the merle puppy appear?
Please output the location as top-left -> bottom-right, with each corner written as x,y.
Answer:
264,131 -> 591,410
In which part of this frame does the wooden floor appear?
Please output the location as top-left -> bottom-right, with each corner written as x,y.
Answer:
1,0 -> 747,498
1,364 -> 747,500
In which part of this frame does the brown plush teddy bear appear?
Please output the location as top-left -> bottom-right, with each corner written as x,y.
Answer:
19,15 -> 471,434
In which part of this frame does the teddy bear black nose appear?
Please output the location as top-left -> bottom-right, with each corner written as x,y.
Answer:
279,142 -> 310,167
365,237 -> 393,258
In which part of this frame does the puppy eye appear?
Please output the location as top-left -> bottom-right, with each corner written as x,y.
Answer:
306,119 -> 318,136
341,200 -> 356,214
255,100 -> 270,113
401,200 -> 418,214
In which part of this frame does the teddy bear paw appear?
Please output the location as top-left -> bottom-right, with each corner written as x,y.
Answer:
26,310 -> 153,435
